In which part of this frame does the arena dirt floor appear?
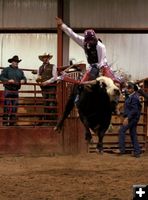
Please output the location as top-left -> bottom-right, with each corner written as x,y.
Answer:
0,152 -> 147,200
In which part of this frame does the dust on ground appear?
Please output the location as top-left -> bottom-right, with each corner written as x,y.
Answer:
0,152 -> 147,200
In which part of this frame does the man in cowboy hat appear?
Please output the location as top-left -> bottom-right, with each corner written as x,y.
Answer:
36,53 -> 58,126
0,55 -> 27,126
118,82 -> 142,158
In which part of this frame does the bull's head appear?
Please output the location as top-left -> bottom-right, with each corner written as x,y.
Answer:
82,76 -> 121,102
96,76 -> 121,101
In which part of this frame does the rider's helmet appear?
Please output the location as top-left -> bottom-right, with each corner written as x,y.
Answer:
84,29 -> 97,42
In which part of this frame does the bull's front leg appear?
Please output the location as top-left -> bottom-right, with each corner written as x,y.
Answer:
54,117 -> 65,132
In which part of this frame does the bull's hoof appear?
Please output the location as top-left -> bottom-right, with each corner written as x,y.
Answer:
53,126 -> 58,131
96,148 -> 104,154
53,126 -> 62,133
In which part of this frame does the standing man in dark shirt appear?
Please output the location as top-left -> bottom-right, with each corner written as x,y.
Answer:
36,53 -> 57,125
0,55 -> 27,126
119,82 -> 142,157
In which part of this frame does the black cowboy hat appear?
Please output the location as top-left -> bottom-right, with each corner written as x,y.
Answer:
8,55 -> 22,63
127,82 -> 138,91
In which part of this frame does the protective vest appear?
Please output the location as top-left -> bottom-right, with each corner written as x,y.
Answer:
84,42 -> 98,64
39,63 -> 53,82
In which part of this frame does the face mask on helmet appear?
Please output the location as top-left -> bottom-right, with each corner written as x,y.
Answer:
84,29 -> 97,42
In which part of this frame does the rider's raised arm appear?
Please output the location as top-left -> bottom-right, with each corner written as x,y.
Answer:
56,17 -> 84,47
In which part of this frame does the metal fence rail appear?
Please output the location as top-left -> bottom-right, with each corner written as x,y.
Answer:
0,82 -> 58,127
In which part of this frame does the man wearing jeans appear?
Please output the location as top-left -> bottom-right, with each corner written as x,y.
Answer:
0,55 -> 26,126
36,53 -> 57,126
119,82 -> 142,157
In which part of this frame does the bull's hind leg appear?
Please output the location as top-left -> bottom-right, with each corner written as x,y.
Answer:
96,129 -> 106,154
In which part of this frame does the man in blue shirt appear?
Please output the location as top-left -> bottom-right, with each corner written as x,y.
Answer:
0,55 -> 26,126
119,82 -> 142,157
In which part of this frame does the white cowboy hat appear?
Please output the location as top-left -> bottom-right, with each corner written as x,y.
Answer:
38,53 -> 53,61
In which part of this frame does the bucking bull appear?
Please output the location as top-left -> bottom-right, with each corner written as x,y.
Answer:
54,76 -> 121,153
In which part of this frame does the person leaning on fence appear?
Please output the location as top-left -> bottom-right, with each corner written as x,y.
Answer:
118,82 -> 142,158
0,55 -> 27,126
36,53 -> 58,126
55,17 -> 121,85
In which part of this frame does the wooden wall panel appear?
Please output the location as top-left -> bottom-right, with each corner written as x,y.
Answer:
62,118 -> 88,154
0,127 -> 63,154
0,0 -> 57,28
70,0 -> 148,28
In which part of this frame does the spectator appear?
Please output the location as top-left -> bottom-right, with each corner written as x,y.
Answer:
118,82 -> 142,158
36,53 -> 57,125
0,55 -> 27,126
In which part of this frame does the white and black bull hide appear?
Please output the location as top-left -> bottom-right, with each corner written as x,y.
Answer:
54,76 -> 120,152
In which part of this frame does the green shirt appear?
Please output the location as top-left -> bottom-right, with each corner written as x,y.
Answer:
0,65 -> 27,90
